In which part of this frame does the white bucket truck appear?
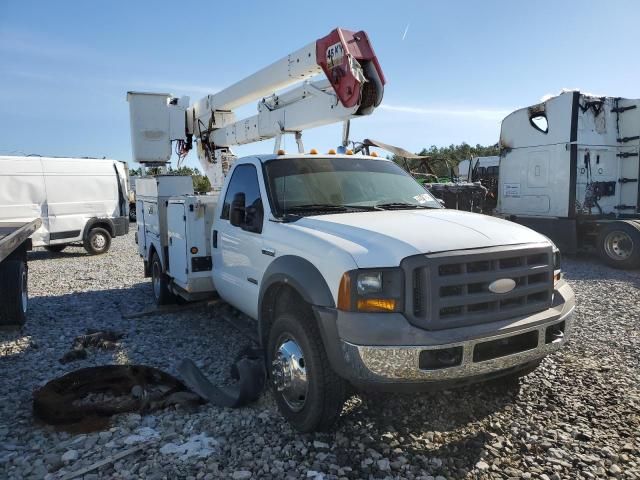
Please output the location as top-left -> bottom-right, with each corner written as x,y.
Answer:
128,28 -> 574,432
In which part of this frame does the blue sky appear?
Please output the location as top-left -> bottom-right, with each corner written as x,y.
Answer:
1,1 -> 638,169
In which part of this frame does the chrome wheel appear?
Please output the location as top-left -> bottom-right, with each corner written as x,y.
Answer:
152,261 -> 161,300
271,336 -> 308,412
92,232 -> 107,251
604,230 -> 633,261
21,268 -> 27,313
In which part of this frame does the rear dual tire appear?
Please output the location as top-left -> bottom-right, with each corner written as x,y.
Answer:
151,252 -> 175,305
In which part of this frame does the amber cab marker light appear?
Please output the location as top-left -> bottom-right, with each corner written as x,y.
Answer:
277,149 -> 286,155
357,298 -> 397,312
327,149 -> 336,155
337,273 -> 352,310
346,149 -> 354,155
370,151 -> 378,157
309,148 -> 318,154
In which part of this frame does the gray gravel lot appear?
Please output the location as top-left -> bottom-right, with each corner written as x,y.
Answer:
1,231 -> 639,479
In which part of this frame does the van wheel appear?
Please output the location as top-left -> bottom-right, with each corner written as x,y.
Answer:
151,252 -> 175,305
44,245 -> 66,253
597,221 -> 640,269
84,227 -> 111,255
268,306 -> 347,432
0,260 -> 28,326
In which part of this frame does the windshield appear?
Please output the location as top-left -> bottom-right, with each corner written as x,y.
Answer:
263,157 -> 442,216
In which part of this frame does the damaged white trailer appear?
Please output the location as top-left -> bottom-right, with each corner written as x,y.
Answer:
497,91 -> 640,269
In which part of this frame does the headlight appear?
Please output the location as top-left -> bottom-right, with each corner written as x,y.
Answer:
357,272 -> 382,294
338,268 -> 403,313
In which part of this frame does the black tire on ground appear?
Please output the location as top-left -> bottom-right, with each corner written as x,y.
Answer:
597,221 -> 640,270
268,305 -> 347,432
129,205 -> 137,222
0,259 -> 28,326
44,245 -> 66,253
83,227 -> 112,255
150,252 -> 175,305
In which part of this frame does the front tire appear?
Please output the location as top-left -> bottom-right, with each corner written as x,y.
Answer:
84,227 -> 112,255
0,259 -> 28,326
268,307 -> 347,432
597,221 -> 640,269
150,252 -> 175,305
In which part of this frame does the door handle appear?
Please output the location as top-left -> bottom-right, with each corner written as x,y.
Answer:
212,230 -> 218,248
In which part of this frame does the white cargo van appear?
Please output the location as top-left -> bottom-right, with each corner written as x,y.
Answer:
0,156 -> 130,254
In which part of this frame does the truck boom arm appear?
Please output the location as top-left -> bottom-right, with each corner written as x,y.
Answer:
127,28 -> 385,191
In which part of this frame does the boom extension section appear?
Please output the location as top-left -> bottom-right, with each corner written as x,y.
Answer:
127,28 -> 385,191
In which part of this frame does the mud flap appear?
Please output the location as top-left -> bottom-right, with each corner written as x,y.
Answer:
177,348 -> 266,408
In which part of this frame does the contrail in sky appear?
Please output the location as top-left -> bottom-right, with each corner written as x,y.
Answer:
402,23 -> 410,41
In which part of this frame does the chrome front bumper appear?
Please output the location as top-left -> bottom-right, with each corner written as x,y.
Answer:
340,306 -> 574,384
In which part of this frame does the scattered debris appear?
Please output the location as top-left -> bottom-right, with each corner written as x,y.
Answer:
59,329 -> 124,364
177,346 -> 265,408
58,445 -> 145,480
123,426 -> 160,444
33,365 -> 200,431
159,433 -> 218,460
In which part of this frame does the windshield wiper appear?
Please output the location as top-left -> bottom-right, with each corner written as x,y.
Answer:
284,204 -> 348,213
375,202 -> 434,210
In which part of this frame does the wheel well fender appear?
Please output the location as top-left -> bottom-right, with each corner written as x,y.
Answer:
258,255 -> 335,346
82,218 -> 115,240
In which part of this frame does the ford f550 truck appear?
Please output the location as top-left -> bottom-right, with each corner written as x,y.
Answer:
128,28 -> 575,431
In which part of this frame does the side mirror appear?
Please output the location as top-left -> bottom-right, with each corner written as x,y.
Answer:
229,192 -> 245,227
244,199 -> 264,234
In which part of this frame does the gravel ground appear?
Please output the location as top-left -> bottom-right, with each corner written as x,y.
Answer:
1,231 -> 639,480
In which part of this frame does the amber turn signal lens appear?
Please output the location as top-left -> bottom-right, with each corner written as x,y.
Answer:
357,298 -> 396,312
337,273 -> 352,310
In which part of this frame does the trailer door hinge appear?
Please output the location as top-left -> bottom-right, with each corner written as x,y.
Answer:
183,215 -> 186,221
617,135 -> 640,143
612,105 -> 637,113
616,152 -> 639,158
619,177 -> 638,183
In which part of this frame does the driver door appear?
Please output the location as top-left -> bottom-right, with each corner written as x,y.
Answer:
213,163 -> 265,319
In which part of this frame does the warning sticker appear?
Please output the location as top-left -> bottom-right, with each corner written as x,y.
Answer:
325,42 -> 344,69
413,193 -> 431,204
503,183 -> 521,197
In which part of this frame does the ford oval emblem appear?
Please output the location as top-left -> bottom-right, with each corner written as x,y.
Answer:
488,278 -> 516,294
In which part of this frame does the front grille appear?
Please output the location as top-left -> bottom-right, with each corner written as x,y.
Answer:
402,244 -> 554,330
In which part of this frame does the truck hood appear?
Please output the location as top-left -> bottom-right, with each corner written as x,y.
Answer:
290,209 -> 550,268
